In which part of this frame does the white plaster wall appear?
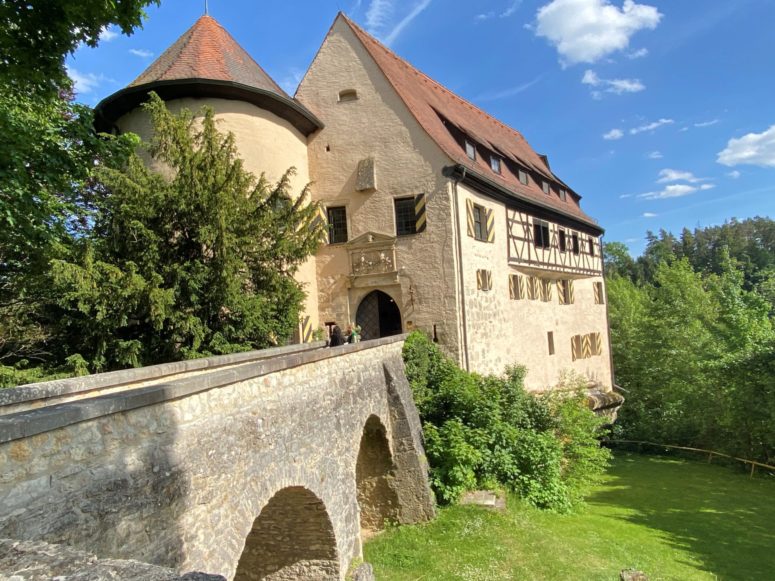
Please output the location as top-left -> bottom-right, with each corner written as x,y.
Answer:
456,183 -> 613,391
296,18 -> 462,360
117,97 -> 320,332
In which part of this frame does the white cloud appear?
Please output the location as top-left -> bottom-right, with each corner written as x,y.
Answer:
280,68 -> 305,95
642,212 -> 658,217
699,184 -> 715,191
535,0 -> 662,66
129,48 -> 154,58
630,118 -> 673,135
657,169 -> 708,184
627,47 -> 649,59
603,128 -> 624,140
582,69 -> 644,97
639,184 -> 699,200
475,75 -> 543,101
66,66 -> 112,95
647,150 -> 662,159
694,119 -> 719,128
717,124 -> 775,168
476,11 -> 496,21
727,170 -> 741,179
99,26 -> 119,42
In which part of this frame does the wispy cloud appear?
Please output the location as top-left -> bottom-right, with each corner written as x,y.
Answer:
366,0 -> 394,32
582,69 -> 644,98
647,151 -> 663,159
475,0 -> 522,21
66,66 -> 113,95
643,212 -> 658,218
603,128 -> 624,140
279,68 -> 305,95
694,119 -> 719,128
639,184 -> 700,200
99,26 -> 119,42
657,169 -> 709,184
630,118 -> 674,135
475,75 -> 543,101
627,48 -> 649,59
727,170 -> 741,179
384,0 -> 433,46
129,48 -> 154,58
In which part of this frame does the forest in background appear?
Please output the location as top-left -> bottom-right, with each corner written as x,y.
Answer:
605,217 -> 775,465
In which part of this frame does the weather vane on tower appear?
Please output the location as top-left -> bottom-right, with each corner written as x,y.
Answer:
205,0 -> 209,15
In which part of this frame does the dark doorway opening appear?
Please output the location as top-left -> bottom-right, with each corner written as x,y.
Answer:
356,290 -> 402,341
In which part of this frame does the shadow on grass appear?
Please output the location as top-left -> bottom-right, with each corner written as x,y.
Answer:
589,452 -> 775,580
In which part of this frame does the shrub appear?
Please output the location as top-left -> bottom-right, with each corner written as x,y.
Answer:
403,331 -> 610,511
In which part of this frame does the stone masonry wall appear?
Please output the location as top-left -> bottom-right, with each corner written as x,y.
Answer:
0,337 -> 435,580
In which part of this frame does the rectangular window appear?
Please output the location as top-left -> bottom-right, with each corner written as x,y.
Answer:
559,188 -> 568,202
465,139 -> 476,160
572,233 -> 580,255
477,269 -> 492,291
518,169 -> 529,185
326,206 -> 348,244
548,331 -> 555,355
558,229 -> 567,252
509,274 -> 524,300
558,279 -> 574,305
473,205 -> 485,240
571,334 -> 583,361
588,238 -> 595,256
594,281 -> 605,305
533,220 -> 550,249
542,180 -> 551,194
490,155 -> 502,174
394,197 -> 417,236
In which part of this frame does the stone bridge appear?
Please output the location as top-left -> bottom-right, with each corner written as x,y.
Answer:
0,336 -> 435,580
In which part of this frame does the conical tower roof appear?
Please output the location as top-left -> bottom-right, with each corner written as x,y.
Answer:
96,15 -> 321,135
129,15 -> 287,96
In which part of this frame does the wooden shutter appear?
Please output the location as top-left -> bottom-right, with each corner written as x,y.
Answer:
414,194 -> 427,233
542,279 -> 553,302
486,270 -> 492,290
569,280 -> 575,304
593,281 -> 601,304
509,275 -> 516,299
485,208 -> 495,243
312,206 -> 328,244
582,334 -> 592,359
301,315 -> 313,343
466,199 -> 475,237
594,332 -> 603,356
571,335 -> 581,361
509,274 -> 523,300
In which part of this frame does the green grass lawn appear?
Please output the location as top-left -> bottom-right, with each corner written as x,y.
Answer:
364,452 -> 775,580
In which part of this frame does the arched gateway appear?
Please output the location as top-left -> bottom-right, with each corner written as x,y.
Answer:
356,290 -> 402,341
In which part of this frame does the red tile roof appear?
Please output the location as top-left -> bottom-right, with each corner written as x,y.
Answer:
130,15 -> 287,97
339,15 -> 598,228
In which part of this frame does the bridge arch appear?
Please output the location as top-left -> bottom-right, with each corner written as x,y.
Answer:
233,486 -> 339,580
356,414 -> 400,535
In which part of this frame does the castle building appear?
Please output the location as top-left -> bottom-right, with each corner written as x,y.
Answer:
96,13 -> 614,394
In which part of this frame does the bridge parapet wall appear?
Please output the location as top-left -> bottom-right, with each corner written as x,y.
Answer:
0,336 -> 434,580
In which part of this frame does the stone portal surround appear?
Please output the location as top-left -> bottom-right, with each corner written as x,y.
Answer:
0,335 -> 435,580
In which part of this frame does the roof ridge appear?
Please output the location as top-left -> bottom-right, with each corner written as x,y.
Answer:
341,14 -> 527,144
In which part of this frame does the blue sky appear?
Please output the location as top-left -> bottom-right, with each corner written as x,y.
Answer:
66,0 -> 775,254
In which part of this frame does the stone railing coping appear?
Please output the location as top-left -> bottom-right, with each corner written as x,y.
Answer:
0,341 -> 327,408
0,334 -> 407,444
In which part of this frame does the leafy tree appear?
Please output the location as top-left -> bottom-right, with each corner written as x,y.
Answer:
0,0 -> 159,94
47,94 -> 323,370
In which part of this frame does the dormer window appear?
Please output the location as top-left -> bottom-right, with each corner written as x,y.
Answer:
338,89 -> 358,102
542,181 -> 550,195
465,139 -> 476,160
518,169 -> 529,185
490,155 -> 501,174
559,188 -> 567,202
